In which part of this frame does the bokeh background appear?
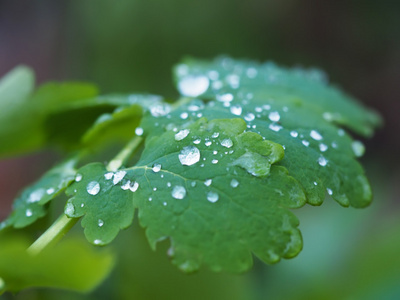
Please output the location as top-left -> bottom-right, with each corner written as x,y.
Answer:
0,1 -> 399,299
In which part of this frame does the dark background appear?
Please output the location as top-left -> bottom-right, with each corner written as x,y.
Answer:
0,1 -> 399,299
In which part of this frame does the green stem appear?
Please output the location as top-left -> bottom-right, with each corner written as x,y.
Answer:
107,136 -> 143,171
28,135 -> 144,255
27,214 -> 78,255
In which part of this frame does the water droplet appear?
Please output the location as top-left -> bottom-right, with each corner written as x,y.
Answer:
152,163 -> 162,173
46,188 -> 55,195
351,140 -> 365,157
65,202 -> 75,215
302,140 -> 310,147
244,112 -> 255,122
212,132 -> 219,138
104,172 -> 114,180
318,156 -> 328,166
331,142 -> 338,148
113,171 -> 127,185
216,93 -> 234,102
268,111 -> 280,122
180,112 -> 189,120
319,143 -> 328,152
191,181 -> 197,187
226,74 -> 240,88
313,181 -> 318,186
212,159 -> 219,164
80,203 -> 84,208
213,150 -> 218,155
75,174 -> 83,182
207,191 -> 219,203
208,70 -> 219,80
153,187 -> 157,191
269,124 -> 282,132
193,138 -> 201,144
87,181 -> 100,195
246,67 -> 258,78
149,197 -> 152,201
204,179 -> 212,186
221,138 -> 233,148
179,146 -> 201,166
338,129 -> 345,136
205,140 -> 212,147
25,209 -> 33,217
327,188 -> 333,195
121,180 -> 139,192
175,129 -> 190,141
230,179 -> 239,188
135,127 -> 144,136
230,105 -> 242,116
28,189 -> 45,203
163,202 -> 167,206
172,185 -> 186,199
94,239 -> 102,245
290,131 -> 298,138
263,104 -> 271,110
310,130 -> 323,141
150,104 -> 171,117
178,75 -> 209,97
98,219 -> 104,227
167,182 -> 172,187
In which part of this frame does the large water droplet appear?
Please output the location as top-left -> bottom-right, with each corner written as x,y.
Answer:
268,111 -> 280,122
175,129 -> 190,141
87,181 -> 100,195
65,202 -> 75,215
178,75 -> 209,97
27,188 -> 45,203
113,171 -> 127,185
310,130 -> 323,141
179,146 -> 200,166
172,185 -> 186,199
207,191 -> 219,203
221,138 -> 233,148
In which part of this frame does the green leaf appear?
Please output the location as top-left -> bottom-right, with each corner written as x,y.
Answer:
0,236 -> 114,294
66,118 -> 306,272
139,57 -> 381,207
1,156 -> 78,229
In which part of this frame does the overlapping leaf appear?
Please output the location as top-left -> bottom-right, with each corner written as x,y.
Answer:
65,118 -> 306,272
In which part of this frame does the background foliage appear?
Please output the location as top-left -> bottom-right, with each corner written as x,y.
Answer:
0,0 -> 399,299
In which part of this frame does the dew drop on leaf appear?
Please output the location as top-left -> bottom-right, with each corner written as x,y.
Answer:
302,140 -> 310,147
216,93 -> 234,102
180,112 -> 189,120
207,191 -> 219,203
87,181 -> 100,195
193,138 -> 201,144
152,163 -> 162,172
230,179 -> 239,188
318,156 -> 328,167
75,173 -> 83,182
230,105 -> 242,116
135,127 -> 144,136
205,140 -> 212,147
212,159 -> 219,164
172,185 -> 186,199
290,131 -> 298,138
25,209 -> 33,217
268,111 -> 280,122
113,171 -> 127,185
351,140 -> 365,157
244,113 -> 255,122
319,143 -> 328,152
204,179 -> 212,186
310,130 -> 323,141
221,138 -> 233,148
179,146 -> 200,166
175,129 -> 190,141
94,239 -> 102,245
269,124 -> 282,132
104,172 -> 114,180
178,75 -> 209,97
327,188 -> 333,195
65,202 -> 75,215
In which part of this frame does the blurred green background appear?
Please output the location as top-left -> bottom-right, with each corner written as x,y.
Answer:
0,0 -> 399,299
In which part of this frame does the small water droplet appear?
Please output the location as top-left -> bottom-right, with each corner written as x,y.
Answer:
226,74 -> 240,89
98,219 -> 104,227
216,93 -> 234,102
65,202 -> 75,215
230,179 -> 239,188
175,129 -> 190,141
172,185 -> 186,199
94,239 -> 102,245
135,127 -> 144,136
28,189 -> 45,203
152,163 -> 162,172
121,180 -> 139,192
212,159 -> 219,164
167,182 -> 172,187
75,174 -> 83,182
302,140 -> 310,147
180,112 -> 189,120
351,140 -> 365,157
207,191 -> 219,203
178,75 -> 209,97
46,188 -> 55,195
149,197 -> 152,201
25,209 -> 33,217
268,111 -> 280,122
212,132 -> 220,138
113,171 -> 127,185
319,143 -> 328,152
104,172 -> 114,180
191,181 -> 197,187
318,156 -> 328,166
230,105 -> 242,116
204,179 -> 212,186
163,202 -> 167,206
290,131 -> 298,138
246,67 -> 258,78
313,181 -> 318,186
179,146 -> 200,166
205,140 -> 212,147
193,138 -> 201,145
269,124 -> 282,132
221,138 -> 233,148
87,181 -> 100,195
310,130 -> 323,141
327,188 -> 333,195
244,113 -> 255,122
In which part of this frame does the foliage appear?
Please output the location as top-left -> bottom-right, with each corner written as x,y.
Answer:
0,57 -> 381,293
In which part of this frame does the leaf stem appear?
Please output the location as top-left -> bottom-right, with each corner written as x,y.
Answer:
107,136 -> 143,171
27,214 -> 78,255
